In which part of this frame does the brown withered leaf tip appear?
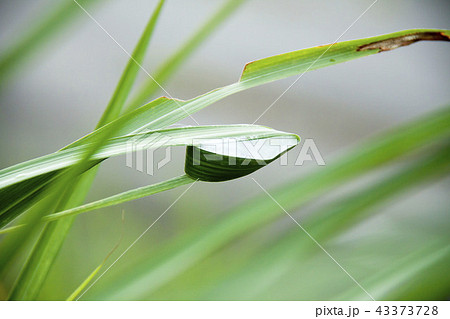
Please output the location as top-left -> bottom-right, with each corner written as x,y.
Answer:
357,32 -> 450,52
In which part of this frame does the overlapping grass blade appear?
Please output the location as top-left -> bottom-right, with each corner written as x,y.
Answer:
5,125 -> 294,299
0,124 -> 298,228
191,145 -> 450,299
125,0 -> 248,110
0,0 -> 247,228
4,1 -> 166,300
1,27 -> 448,300
88,106 -> 450,300
47,175 -> 194,222
66,210 -> 125,301
1,29 -> 447,229
336,243 -> 450,301
72,29 -> 450,148
0,125 -> 298,193
98,0 -> 165,124
3,29 -> 448,196
0,172 -> 60,228
66,261 -> 105,301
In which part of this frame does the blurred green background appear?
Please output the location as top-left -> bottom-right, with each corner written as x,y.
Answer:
0,0 -> 449,300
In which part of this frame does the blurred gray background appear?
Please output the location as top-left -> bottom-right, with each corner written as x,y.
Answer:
0,0 -> 449,299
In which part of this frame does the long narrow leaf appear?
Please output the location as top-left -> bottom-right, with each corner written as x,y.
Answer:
0,125 -> 299,193
66,210 -> 125,301
4,29 -> 448,198
336,243 -> 450,301
98,0 -> 165,125
2,28 -> 449,300
46,175 -> 194,221
88,106 -> 450,300
72,29 -> 450,148
125,0 -> 248,110
194,145 -> 450,300
5,1 -> 166,300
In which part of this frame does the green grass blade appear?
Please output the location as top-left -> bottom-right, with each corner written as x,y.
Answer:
3,27 -> 443,244
125,0 -> 247,109
3,29 -> 449,185
97,0 -> 165,125
3,124 -> 298,224
6,198 -> 79,300
0,125 -> 298,193
0,0 -> 165,237
0,224 -> 23,235
4,1 -> 166,300
336,243 -> 450,301
376,245 -> 450,301
239,30 -> 450,85
73,29 -> 450,148
29,4 -> 247,295
299,146 -> 450,243
194,145 -> 450,299
88,106 -> 450,300
0,0 -> 246,226
45,175 -> 194,221
0,0 -> 102,84
45,125 -> 293,220
2,124 -> 297,298
2,28 -> 449,300
0,172 -> 60,228
66,263 -> 104,301
66,214 -> 124,302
